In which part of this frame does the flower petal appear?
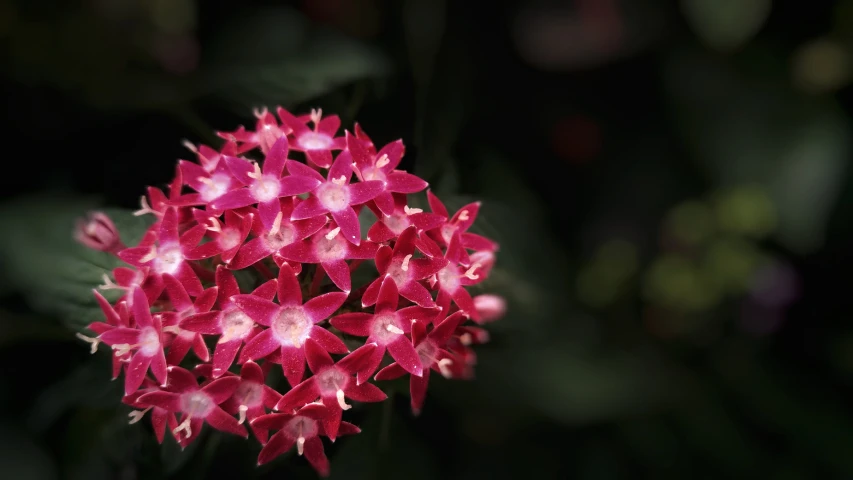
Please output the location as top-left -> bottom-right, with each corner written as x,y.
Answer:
374,275 -> 399,314
330,207 -> 361,246
347,180 -> 384,205
138,391 -> 182,411
263,136 -> 289,177
303,437 -> 330,477
257,431 -> 296,465
321,260 -> 351,292
387,336 -> 423,377
291,196 -> 328,220
304,338 -> 335,372
280,175 -> 321,196
203,376 -> 241,404
308,326 -> 348,354
232,295 -> 279,326
385,171 -> 428,194
303,292 -> 347,323
329,313 -> 372,337
206,406 -> 248,437
276,263 -> 303,306
285,159 -> 325,182
280,346 -> 307,387
239,329 -> 279,363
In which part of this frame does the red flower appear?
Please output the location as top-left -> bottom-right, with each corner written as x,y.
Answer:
123,378 -> 177,444
277,107 -> 345,168
232,264 -> 349,386
331,276 -> 438,384
274,339 -> 385,440
74,211 -> 126,254
184,209 -> 254,264
160,274 -> 217,365
138,366 -> 247,447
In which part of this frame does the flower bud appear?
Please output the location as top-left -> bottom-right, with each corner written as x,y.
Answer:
74,211 -> 125,254
473,294 -> 506,324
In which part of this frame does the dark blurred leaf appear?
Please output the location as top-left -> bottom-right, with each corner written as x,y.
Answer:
0,194 -> 153,332
0,425 -> 57,480
681,0 -> 771,51
665,48 -> 850,253
62,408 -> 144,480
201,7 -> 391,113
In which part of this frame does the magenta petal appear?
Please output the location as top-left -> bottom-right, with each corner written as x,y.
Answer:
216,266 -> 241,300
427,190 -> 449,217
386,171 -> 428,193
329,313 -> 372,336
253,279 -> 279,301
232,295 -> 279,326
336,343 -> 378,374
257,431 -> 295,465
241,361 -> 265,384
150,347 -> 168,383
410,370 -> 430,415
163,274 -> 193,312
330,207 -> 361,245
280,346 -> 306,387
347,180 -> 384,205
138,391 -> 182,411
306,149 -> 333,168
408,257 -> 448,280
367,220 -> 394,242
452,202 -> 481,231
180,312 -> 221,335
257,199 -> 281,231
125,352 -> 152,394
151,409 -> 169,443
348,240 -> 380,260
345,381 -> 387,403
360,277 -> 382,307
399,281 -> 436,307
277,239 -> 320,263
303,437 -> 330,477
318,115 -> 341,135
308,326 -> 348,354
374,362 -> 407,381
206,406 -> 248,437
280,175 -> 321,196
158,208 -> 180,245
321,260 -> 351,292
263,137 -> 289,177
328,149 -> 354,181
132,287 -> 153,327
387,336 -> 423,376
373,191 -> 395,217
291,196 -> 327,220
375,276 -> 399,313
229,238 -> 271,270
202,376 -> 241,403
276,263 -> 302,306
462,232 -> 498,252
239,329 -> 279,363
192,334 -> 210,362
210,188 -> 256,211
304,338 -> 335,372
224,156 -> 255,185
99,327 -> 140,345
431,311 -> 468,344
174,263 -> 204,297
303,292 -> 348,322
286,159 -> 325,182
117,246 -> 152,267
355,347 -> 385,385
451,287 -> 478,319
213,339 -> 242,377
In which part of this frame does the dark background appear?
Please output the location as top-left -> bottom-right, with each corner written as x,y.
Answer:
2,0 -> 853,478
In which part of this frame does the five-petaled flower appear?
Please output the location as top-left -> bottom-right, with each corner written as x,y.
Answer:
77,105 -> 503,477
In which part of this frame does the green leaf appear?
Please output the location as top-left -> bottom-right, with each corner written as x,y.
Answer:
681,0 -> 771,52
201,7 -> 391,113
0,194 -> 154,332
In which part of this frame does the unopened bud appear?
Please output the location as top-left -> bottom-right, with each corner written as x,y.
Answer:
473,294 -> 506,324
74,212 -> 125,254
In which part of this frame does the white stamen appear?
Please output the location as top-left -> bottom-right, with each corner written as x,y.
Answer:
133,196 -> 157,217
463,263 -> 481,280
173,417 -> 193,438
385,324 -> 405,335
458,210 -> 470,222
139,246 -> 158,264
237,405 -> 248,424
248,161 -> 262,180
162,325 -> 181,334
128,407 -> 151,424
310,108 -> 323,127
182,139 -> 198,154
206,216 -> 222,232
375,154 -> 390,168
271,211 -> 283,235
197,176 -> 215,187
404,205 -> 423,215
113,343 -> 135,357
401,254 -> 412,272
331,175 -> 347,185
438,358 -> 454,378
253,107 -> 268,119
297,436 -> 306,455
290,324 -> 302,348
75,333 -> 100,354
336,389 -> 352,410
325,227 -> 341,240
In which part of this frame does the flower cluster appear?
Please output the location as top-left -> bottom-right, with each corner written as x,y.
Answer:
75,107 -> 505,476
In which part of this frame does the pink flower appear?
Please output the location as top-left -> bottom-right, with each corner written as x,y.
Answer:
252,403 -> 360,475
207,361 -> 282,443
159,274 -> 217,365
331,276 -> 438,384
231,264 -> 349,386
287,150 -> 384,245
138,366 -> 247,447
277,107 -> 345,168
473,294 -> 507,323
74,211 -> 126,254
217,107 -> 291,155
274,339 -> 385,440
122,378 -> 177,444
374,311 -> 468,415
184,209 -> 254,264
427,191 -> 498,252
366,193 -> 445,242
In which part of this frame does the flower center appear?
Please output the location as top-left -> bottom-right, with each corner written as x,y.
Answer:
437,265 -> 461,292
316,368 -> 349,396
383,213 -> 410,235
416,340 -> 437,366
218,228 -> 242,251
272,307 -> 312,347
153,245 -> 183,275
139,326 -> 161,356
313,233 -> 347,262
298,132 -> 333,151
219,309 -> 254,343
371,313 -> 403,344
234,381 -> 263,408
317,183 -> 349,212
250,175 -> 281,203
264,225 -> 295,251
286,416 -> 318,440
200,173 -> 231,202
440,223 -> 457,244
362,167 -> 386,183
386,259 -> 411,286
180,391 -> 214,417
